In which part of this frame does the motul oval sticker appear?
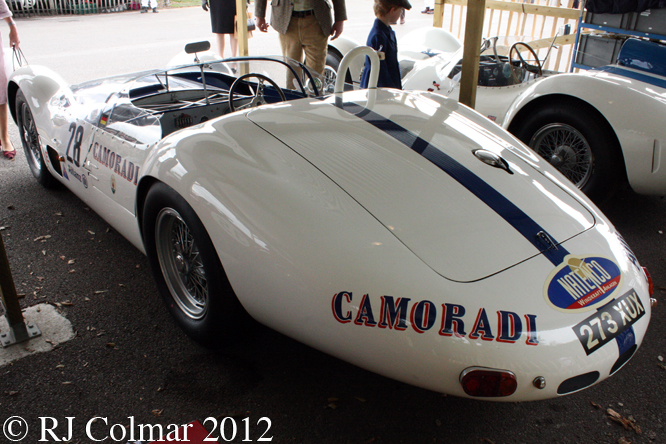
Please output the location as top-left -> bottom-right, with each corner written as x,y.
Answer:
545,256 -> 622,312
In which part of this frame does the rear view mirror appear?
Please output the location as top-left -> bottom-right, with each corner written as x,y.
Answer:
185,41 -> 211,54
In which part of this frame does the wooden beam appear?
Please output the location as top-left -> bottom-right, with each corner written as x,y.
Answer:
443,0 -> 580,20
527,33 -> 576,50
458,0 -> 485,108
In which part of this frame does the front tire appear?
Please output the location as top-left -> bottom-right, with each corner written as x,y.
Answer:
512,101 -> 622,202
16,89 -> 57,188
143,182 -> 250,346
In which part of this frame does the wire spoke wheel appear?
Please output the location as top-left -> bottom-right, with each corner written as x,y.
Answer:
19,102 -> 41,168
143,182 -> 251,346
530,123 -> 593,189
155,207 -> 208,319
16,89 -> 56,187
323,65 -> 337,91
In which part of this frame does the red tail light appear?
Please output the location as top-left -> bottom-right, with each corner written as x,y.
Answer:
460,367 -> 517,397
643,267 -> 653,296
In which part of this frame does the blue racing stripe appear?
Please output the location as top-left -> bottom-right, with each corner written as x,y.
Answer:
340,101 -> 570,266
615,327 -> 636,355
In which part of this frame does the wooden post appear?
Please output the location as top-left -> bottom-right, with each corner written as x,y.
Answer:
433,0 -> 445,28
0,234 -> 21,328
458,0 -> 485,108
236,0 -> 249,56
0,233 -> 40,347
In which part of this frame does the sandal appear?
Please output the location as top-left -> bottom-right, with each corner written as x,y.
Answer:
3,149 -> 16,160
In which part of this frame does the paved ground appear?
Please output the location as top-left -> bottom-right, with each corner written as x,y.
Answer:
15,1 -> 435,84
0,4 -> 665,444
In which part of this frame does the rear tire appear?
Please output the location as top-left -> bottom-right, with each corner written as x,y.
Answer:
512,102 -> 622,202
142,182 -> 250,346
16,89 -> 57,188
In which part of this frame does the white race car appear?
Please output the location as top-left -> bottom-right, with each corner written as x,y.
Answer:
9,44 -> 653,401
329,29 -> 666,201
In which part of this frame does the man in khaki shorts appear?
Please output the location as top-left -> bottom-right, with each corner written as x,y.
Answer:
255,0 -> 347,76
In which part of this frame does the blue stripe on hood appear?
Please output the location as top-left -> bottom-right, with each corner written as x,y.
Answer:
339,101 -> 570,266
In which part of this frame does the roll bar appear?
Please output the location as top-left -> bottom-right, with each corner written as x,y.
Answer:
334,46 -> 380,94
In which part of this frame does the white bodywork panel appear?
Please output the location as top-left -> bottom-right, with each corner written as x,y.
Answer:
142,89 -> 651,400
9,59 -> 652,402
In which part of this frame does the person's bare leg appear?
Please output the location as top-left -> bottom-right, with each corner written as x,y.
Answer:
215,33 -> 226,58
229,34 -> 238,57
0,103 -> 15,155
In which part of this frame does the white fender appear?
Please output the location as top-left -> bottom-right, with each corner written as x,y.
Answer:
399,27 -> 462,54
8,65 -> 73,137
502,70 -> 666,195
328,35 -> 361,59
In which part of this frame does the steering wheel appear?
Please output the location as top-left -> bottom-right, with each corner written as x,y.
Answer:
508,42 -> 542,79
228,73 -> 286,112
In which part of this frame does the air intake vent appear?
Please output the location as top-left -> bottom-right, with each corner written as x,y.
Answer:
557,371 -> 600,395
175,113 -> 193,129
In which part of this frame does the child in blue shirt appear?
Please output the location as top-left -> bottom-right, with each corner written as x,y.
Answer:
360,0 -> 412,89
